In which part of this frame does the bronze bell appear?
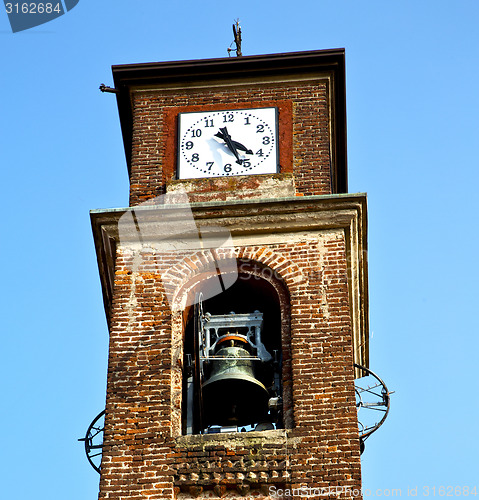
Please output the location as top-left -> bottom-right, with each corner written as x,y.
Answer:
202,335 -> 270,427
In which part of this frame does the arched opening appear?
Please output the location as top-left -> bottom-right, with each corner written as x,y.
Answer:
181,259 -> 290,435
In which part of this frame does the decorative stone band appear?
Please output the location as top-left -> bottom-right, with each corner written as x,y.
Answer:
175,429 -> 292,498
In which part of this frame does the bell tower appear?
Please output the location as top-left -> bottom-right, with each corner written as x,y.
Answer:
89,49 -> 371,499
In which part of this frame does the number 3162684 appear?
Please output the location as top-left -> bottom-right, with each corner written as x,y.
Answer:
5,3 -> 62,14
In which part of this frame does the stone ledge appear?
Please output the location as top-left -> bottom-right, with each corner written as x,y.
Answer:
166,174 -> 296,203
176,429 -> 288,448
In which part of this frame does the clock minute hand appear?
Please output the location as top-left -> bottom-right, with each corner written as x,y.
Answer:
215,127 -> 243,164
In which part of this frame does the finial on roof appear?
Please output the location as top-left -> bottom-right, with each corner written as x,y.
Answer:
227,19 -> 242,57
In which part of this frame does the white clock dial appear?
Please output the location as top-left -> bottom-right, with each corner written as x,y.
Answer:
177,107 -> 278,179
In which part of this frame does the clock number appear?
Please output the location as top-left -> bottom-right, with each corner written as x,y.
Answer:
224,164 -> 232,173
223,113 -> 234,123
191,153 -> 199,162
204,118 -> 214,128
185,141 -> 194,150
256,124 -> 265,133
262,136 -> 271,145
244,116 -> 251,125
256,149 -> 264,157
206,161 -> 214,171
190,129 -> 202,138
242,160 -> 252,168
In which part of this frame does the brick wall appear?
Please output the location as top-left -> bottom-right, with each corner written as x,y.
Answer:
98,231 -> 362,499
96,50 -> 362,500
128,80 -> 332,206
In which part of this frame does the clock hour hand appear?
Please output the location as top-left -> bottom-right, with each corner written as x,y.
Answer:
231,140 -> 253,155
215,129 -> 253,155
215,127 -> 251,164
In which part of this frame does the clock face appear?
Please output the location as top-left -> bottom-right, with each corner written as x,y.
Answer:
177,107 -> 278,179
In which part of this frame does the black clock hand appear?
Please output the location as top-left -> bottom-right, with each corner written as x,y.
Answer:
215,129 -> 253,155
231,140 -> 253,155
215,127 -> 243,164
216,127 -> 242,163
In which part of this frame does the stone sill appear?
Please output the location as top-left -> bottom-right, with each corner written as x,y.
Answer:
176,429 -> 288,448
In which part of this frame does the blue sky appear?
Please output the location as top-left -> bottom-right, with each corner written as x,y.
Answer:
1,1 -> 478,498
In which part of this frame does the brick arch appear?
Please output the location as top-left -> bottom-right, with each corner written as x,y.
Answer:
162,249 -> 232,313
167,246 -> 304,313
236,246 -> 305,293
170,249 -> 295,431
